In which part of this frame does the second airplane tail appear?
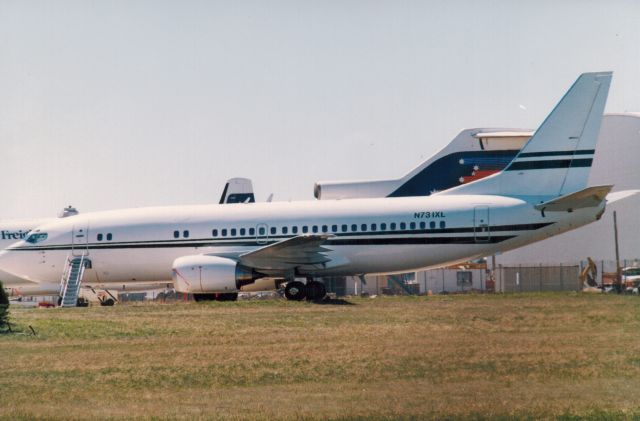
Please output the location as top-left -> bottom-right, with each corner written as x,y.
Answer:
439,72 -> 612,199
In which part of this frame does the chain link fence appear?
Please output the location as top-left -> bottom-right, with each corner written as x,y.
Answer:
497,265 -> 580,292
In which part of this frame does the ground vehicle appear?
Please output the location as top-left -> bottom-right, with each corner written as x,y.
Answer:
622,266 -> 640,294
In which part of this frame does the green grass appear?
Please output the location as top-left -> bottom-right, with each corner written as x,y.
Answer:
1,293 -> 639,420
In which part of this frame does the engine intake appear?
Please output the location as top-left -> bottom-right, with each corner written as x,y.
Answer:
172,255 -> 258,294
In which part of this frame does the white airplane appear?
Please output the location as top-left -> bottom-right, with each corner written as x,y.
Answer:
2,179 -> 257,300
0,72 -> 627,304
0,206 -> 79,295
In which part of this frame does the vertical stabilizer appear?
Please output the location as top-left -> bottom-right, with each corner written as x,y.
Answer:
219,178 -> 256,204
440,72 -> 612,198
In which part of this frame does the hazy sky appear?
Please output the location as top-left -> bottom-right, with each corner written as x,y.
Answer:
1,0 -> 639,218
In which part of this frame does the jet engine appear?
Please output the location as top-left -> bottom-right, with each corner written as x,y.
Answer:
172,255 -> 259,293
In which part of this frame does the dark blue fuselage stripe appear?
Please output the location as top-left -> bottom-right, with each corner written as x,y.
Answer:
327,236 -> 514,245
506,158 -> 592,171
9,222 -> 554,252
517,149 -> 595,158
12,236 -> 517,251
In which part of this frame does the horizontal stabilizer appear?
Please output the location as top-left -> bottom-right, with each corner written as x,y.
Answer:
606,190 -> 640,204
534,185 -> 613,212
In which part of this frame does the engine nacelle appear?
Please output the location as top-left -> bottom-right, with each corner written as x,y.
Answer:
172,255 -> 257,293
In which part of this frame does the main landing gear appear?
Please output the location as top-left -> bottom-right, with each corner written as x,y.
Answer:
284,279 -> 326,301
193,292 -> 239,302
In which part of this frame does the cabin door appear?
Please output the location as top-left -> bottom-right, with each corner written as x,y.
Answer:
473,206 -> 490,243
72,224 -> 90,256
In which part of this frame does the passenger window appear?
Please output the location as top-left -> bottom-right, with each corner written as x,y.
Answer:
410,222 -> 416,230
231,228 -> 237,236
173,230 -> 179,239
440,221 -> 446,229
430,221 -> 436,229
390,223 -> 396,230
240,228 -> 246,236
302,226 -> 308,233
322,225 -> 328,233
106,233 -> 113,241
400,222 -> 406,230
258,227 -> 265,235
342,224 -> 348,232
249,228 -> 255,236
183,230 -> 189,238
351,224 -> 357,232
222,229 -> 228,237
292,226 -> 298,234
270,227 -> 276,235
311,226 -> 318,233
381,223 -> 387,231
361,224 -> 367,231
282,226 -> 288,235
371,223 -> 377,231
97,233 -> 103,241
212,229 -> 218,237
332,224 -> 338,232
419,222 -> 426,230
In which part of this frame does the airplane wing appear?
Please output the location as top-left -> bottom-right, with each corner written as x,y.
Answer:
238,235 -> 333,270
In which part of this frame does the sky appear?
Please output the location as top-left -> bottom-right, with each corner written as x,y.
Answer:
0,0 -> 639,218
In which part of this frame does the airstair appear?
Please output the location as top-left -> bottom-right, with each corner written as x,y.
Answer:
387,274 -> 419,295
59,254 -> 89,307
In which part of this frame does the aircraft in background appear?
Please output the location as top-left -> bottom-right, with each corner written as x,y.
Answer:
218,177 -> 256,204
314,130 -> 533,200
0,72 -> 629,306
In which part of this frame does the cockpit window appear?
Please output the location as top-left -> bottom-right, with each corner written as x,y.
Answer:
25,232 -> 48,244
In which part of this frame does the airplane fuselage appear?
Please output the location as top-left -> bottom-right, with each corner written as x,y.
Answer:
0,194 -> 604,286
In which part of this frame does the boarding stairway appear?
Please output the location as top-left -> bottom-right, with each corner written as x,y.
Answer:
387,274 -> 419,295
59,254 -> 89,307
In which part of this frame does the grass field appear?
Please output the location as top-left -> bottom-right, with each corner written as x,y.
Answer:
1,293 -> 640,420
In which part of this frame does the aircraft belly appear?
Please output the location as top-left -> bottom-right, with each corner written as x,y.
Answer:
92,246 -> 256,284
312,244 -> 491,276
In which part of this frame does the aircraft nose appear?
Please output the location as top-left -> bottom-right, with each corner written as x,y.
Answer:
0,249 -> 33,281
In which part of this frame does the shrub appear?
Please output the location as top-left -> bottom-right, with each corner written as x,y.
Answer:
0,281 -> 10,332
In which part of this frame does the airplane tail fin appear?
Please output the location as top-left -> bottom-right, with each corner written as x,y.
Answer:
439,72 -> 612,198
219,178 -> 256,204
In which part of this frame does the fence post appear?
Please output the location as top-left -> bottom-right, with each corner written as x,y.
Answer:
539,263 -> 543,292
560,263 -> 564,291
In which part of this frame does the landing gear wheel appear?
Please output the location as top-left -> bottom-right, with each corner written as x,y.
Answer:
285,281 -> 307,301
306,281 -> 326,301
215,293 -> 238,301
193,293 -> 217,302
100,298 -> 115,306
